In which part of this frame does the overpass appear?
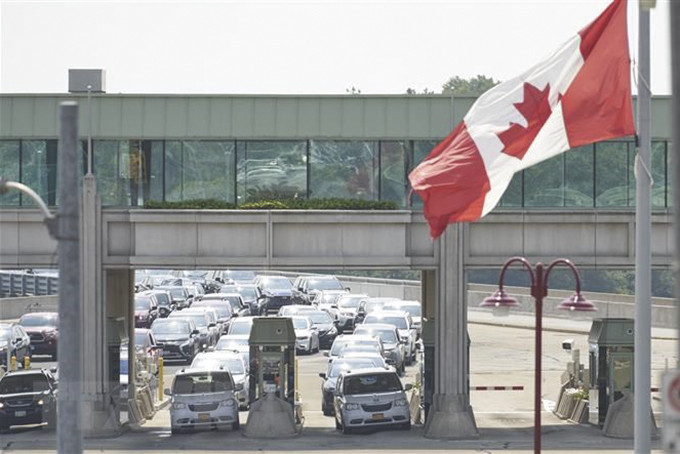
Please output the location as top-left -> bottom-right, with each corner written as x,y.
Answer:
0,190 -> 673,438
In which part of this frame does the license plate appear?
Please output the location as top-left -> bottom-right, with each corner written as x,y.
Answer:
15,410 -> 27,417
198,413 -> 210,421
372,413 -> 384,420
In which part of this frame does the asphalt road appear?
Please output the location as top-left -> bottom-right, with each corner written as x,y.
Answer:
2,321 -> 675,453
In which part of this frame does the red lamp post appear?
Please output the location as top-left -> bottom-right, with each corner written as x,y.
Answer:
481,257 -> 596,454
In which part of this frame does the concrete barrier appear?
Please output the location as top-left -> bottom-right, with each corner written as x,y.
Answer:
0,295 -> 58,320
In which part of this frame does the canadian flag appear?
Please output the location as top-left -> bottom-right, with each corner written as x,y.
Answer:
409,0 -> 635,239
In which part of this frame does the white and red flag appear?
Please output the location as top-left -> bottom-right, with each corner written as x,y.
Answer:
409,0 -> 635,239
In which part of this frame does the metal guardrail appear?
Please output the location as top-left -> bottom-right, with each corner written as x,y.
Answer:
0,271 -> 59,297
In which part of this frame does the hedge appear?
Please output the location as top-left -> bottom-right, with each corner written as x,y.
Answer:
143,198 -> 398,210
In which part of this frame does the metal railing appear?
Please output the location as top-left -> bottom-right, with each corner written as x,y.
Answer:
0,270 -> 59,297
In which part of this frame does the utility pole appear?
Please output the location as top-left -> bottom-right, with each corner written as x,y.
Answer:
57,102 -> 82,453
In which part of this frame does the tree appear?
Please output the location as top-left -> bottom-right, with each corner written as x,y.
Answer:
441,75 -> 499,96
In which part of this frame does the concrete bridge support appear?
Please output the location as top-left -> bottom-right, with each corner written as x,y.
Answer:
423,224 -> 478,439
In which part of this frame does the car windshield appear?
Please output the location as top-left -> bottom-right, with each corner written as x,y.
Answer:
216,337 -> 248,350
385,305 -> 421,317
328,358 -> 377,378
135,298 -> 152,310
195,304 -> 231,319
292,317 -> 309,329
330,339 -> 378,356
338,297 -> 363,309
307,278 -> 343,291
0,327 -> 12,341
134,332 -> 149,346
154,293 -> 171,306
365,315 -> 408,329
364,301 -> 386,313
236,286 -> 258,300
228,320 -> 253,335
0,374 -> 51,394
19,314 -> 58,327
355,328 -> 398,344
340,345 -> 381,356
343,373 -> 402,394
173,314 -> 207,328
259,277 -> 291,291
226,271 -> 255,282
151,320 -> 189,334
307,312 -> 332,324
172,372 -> 233,394
191,357 -> 245,375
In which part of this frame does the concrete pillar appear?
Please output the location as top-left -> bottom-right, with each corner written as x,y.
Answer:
80,176 -> 121,437
424,223 -> 478,439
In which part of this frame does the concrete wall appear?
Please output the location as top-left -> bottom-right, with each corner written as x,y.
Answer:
0,295 -> 58,320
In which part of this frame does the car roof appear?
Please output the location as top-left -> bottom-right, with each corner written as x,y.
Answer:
175,367 -> 234,377
339,366 -> 395,378
355,323 -> 398,331
194,350 -> 243,360
1,368 -> 51,378
19,312 -> 58,317
365,310 -> 408,317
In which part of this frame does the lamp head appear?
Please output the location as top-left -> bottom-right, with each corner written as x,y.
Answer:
557,292 -> 596,313
481,289 -> 519,317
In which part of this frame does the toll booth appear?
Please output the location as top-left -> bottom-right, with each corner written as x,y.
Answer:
248,317 -> 296,406
588,318 -> 634,427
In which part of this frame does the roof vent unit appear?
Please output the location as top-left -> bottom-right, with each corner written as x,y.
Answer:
68,69 -> 106,93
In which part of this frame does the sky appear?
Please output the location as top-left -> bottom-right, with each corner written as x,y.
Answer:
0,0 -> 672,95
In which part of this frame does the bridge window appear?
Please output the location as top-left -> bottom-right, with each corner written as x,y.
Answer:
236,140 -> 307,203
380,141 -> 409,208
0,141 -> 20,205
595,141 -> 632,207
309,141 -> 378,200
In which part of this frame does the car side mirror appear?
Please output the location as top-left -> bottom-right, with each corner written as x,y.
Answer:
235,383 -> 244,391
164,388 -> 172,396
404,383 -> 413,391
345,287 -> 351,292
191,329 -> 199,335
151,306 -> 158,311
318,372 -> 327,379
323,351 -> 330,357
208,323 -> 216,328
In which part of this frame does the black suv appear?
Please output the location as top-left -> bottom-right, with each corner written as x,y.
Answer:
0,368 -> 58,432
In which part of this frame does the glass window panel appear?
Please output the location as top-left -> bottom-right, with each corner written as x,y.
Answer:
309,141 -> 378,200
20,141 -> 49,205
498,172 -> 522,207
627,143 -> 636,207
667,141 -> 673,207
164,141 -> 183,202
0,141 -> 20,205
148,141 -> 164,202
93,140 -> 136,206
564,144 -> 594,207
595,141 -> 630,207
175,141 -> 235,202
380,141 -> 408,208
408,140 -> 439,209
651,141 -> 667,208
237,141 -> 306,202
523,154 -> 565,207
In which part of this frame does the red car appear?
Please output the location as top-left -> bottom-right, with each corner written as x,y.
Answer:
18,312 -> 59,360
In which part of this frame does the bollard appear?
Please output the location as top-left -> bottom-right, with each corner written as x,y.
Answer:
24,355 -> 30,370
10,355 -> 16,371
158,357 -> 164,401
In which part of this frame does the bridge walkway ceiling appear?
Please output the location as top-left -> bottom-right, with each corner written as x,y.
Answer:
0,209 -> 672,269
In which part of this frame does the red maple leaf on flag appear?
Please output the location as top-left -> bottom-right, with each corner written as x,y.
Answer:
497,82 -> 553,160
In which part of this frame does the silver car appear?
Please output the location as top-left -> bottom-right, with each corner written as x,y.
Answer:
165,368 -> 240,434
190,351 -> 249,410
319,355 -> 387,416
333,367 -> 412,433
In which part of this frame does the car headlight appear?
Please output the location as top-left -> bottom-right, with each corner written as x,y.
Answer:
220,399 -> 236,407
0,402 -> 4,409
394,398 -> 408,407
37,399 -> 44,406
344,402 -> 361,411
172,402 -> 186,409
327,326 -> 337,335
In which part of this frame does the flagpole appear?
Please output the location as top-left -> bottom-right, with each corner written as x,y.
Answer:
634,1 -> 652,453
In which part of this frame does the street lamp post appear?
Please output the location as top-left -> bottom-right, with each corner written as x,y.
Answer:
481,257 -> 596,454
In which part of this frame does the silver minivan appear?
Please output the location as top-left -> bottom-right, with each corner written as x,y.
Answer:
333,367 -> 412,433
166,368 -> 240,434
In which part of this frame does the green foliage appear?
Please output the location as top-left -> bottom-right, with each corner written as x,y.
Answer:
441,75 -> 500,96
239,200 -> 288,210
144,198 -> 398,211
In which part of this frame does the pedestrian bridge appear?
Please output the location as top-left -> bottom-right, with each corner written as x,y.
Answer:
0,208 -> 672,269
